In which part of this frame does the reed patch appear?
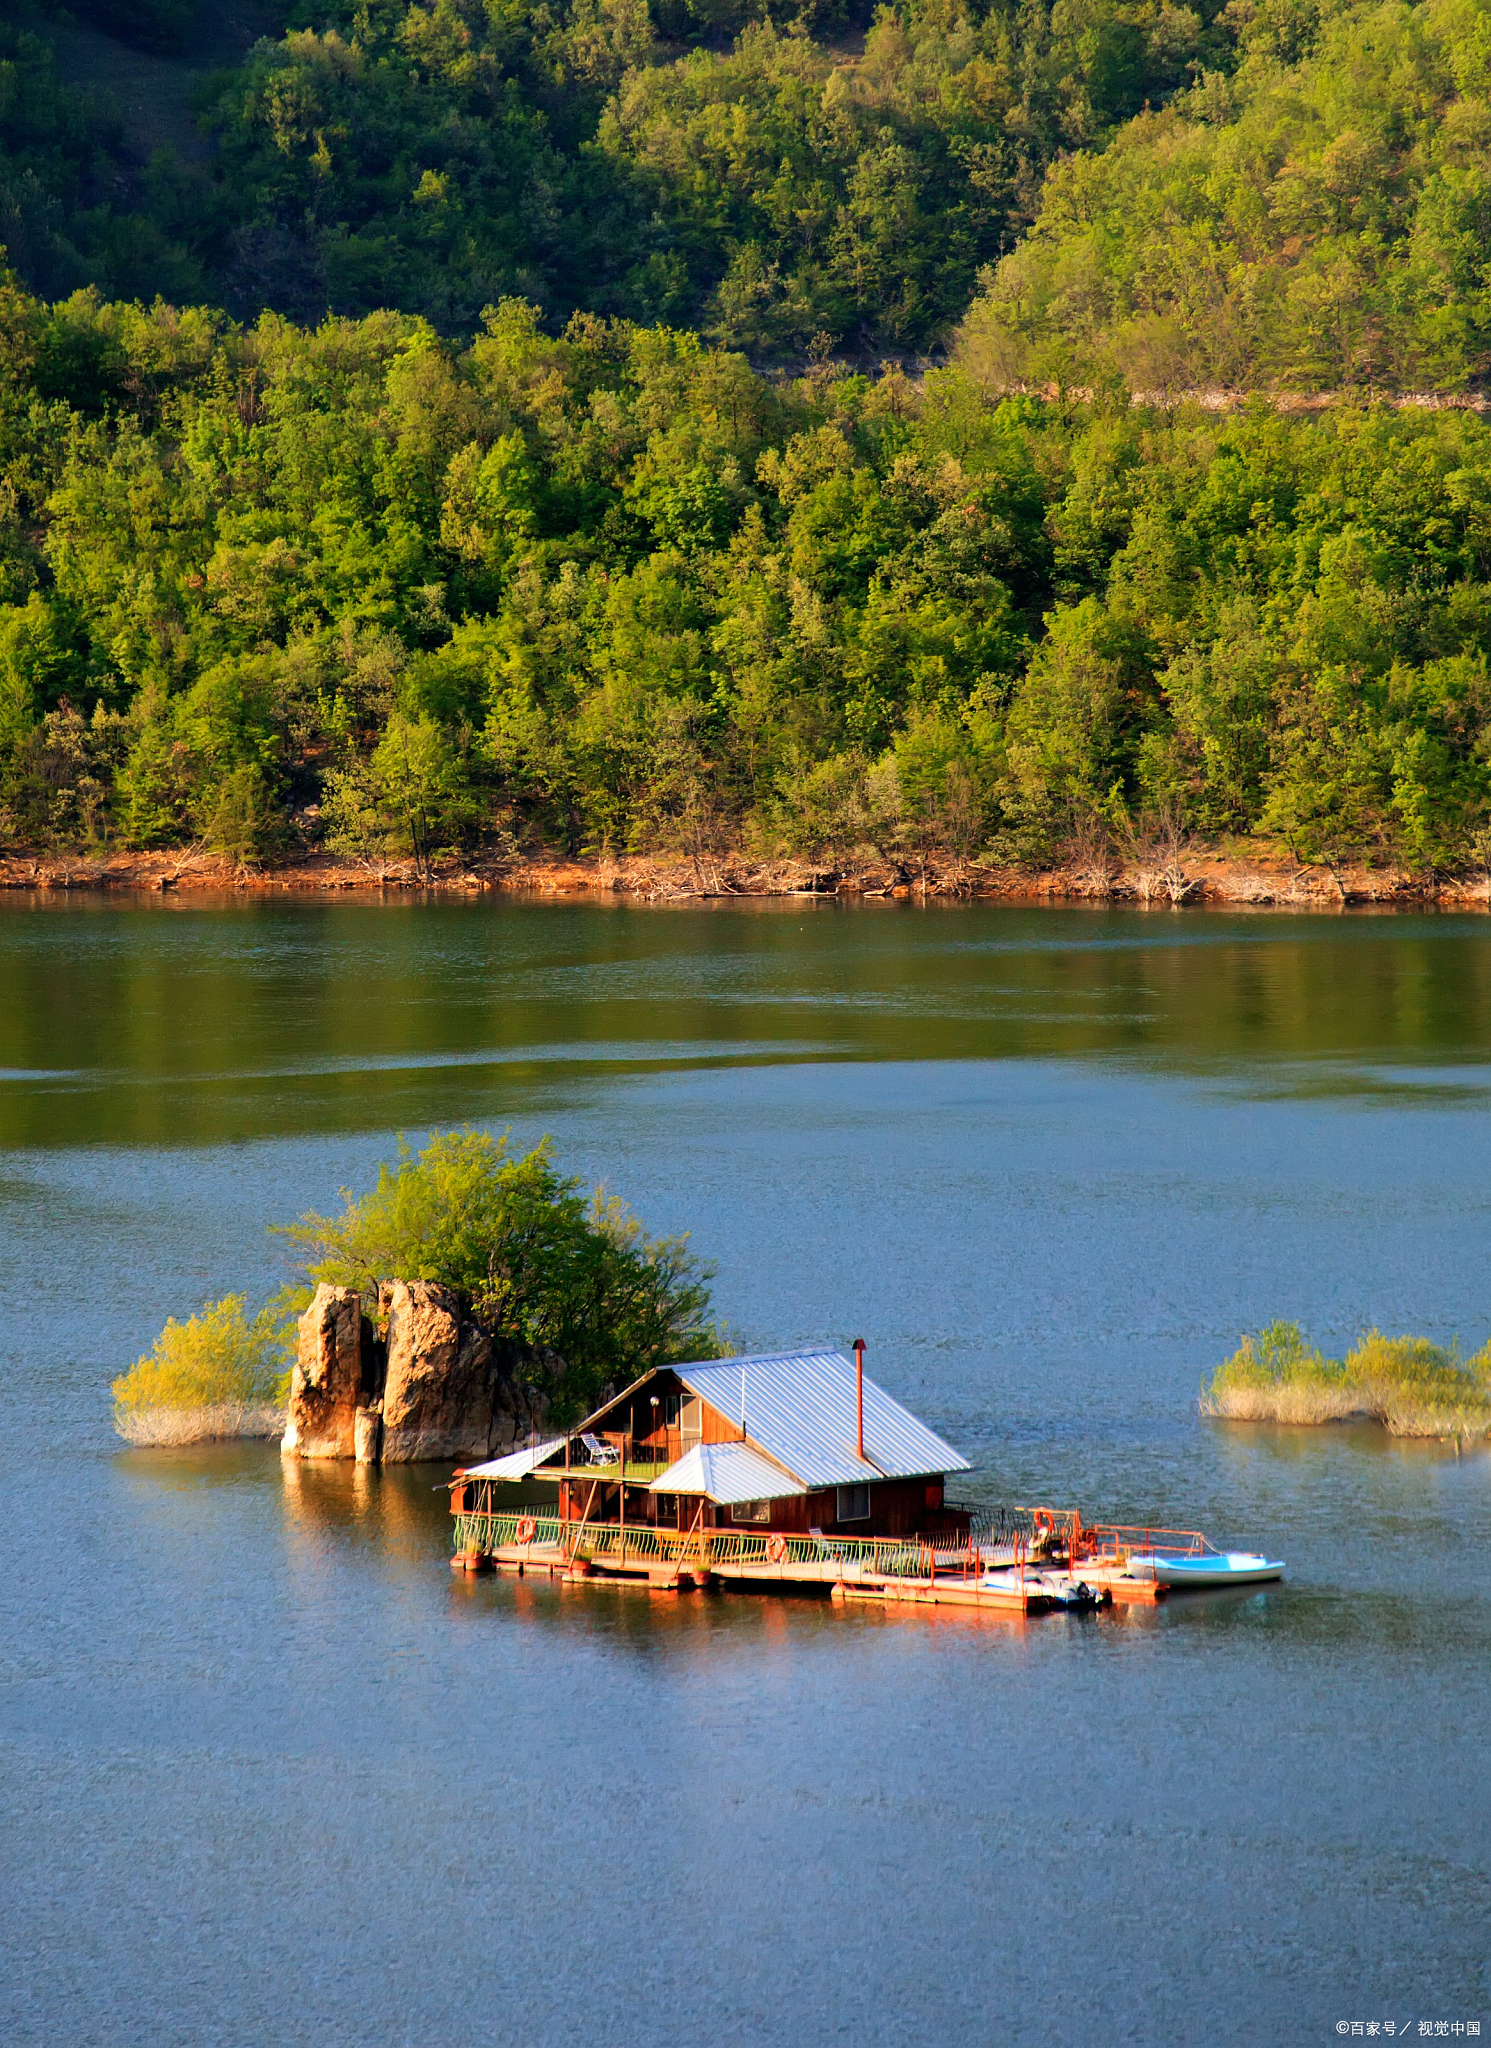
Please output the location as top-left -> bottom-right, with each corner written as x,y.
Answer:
1202,1322 -> 1491,1439
112,1295 -> 288,1446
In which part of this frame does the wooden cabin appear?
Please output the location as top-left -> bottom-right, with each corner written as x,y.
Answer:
462,1348 -> 973,1542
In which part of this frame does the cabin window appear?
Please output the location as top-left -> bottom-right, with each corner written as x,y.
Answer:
731,1498 -> 771,1524
837,1484 -> 870,1521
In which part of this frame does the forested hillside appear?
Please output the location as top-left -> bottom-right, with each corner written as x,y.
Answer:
4,0 -> 1491,876
958,0 -> 1491,394
4,282 -> 1491,872
4,0 -> 1259,345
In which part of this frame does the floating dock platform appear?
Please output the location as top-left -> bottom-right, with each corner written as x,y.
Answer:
446,1508 -> 1195,1615
446,1354 -> 1256,1618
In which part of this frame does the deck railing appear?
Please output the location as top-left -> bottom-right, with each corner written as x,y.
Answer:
452,1510 -> 565,1555
454,1508 -> 998,1580
452,1503 -> 1220,1581
1081,1522 -> 1211,1560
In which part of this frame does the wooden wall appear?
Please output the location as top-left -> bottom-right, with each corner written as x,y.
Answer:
561,1372 -> 965,1540
558,1470 -> 962,1540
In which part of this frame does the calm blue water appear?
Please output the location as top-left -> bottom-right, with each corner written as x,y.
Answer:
1,897 -> 1487,2046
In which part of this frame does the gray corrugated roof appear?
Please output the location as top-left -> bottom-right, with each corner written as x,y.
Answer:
459,1437 -> 567,1480
647,1441 -> 806,1504
677,1351 -> 970,1488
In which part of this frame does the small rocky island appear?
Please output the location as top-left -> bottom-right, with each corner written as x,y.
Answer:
282,1281 -> 548,1466
112,1129 -> 720,1453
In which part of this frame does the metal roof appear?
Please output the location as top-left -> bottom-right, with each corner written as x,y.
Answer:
647,1441 -> 806,1505
459,1437 -> 567,1481
676,1351 -> 970,1488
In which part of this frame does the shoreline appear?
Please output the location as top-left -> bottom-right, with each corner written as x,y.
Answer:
3,844 -> 1489,909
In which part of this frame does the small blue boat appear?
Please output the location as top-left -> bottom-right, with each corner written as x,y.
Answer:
1148,1551 -> 1285,1588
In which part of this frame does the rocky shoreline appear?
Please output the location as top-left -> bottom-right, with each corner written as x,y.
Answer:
6,843 -> 1491,909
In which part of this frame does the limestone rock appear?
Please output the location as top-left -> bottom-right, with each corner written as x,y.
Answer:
278,1277 -> 548,1465
354,1404 -> 382,1465
282,1285 -> 365,1460
381,1279 -> 502,1463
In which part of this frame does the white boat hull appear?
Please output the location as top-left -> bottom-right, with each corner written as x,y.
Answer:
1146,1552 -> 1285,1588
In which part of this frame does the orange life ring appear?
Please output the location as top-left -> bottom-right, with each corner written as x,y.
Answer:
515,1515 -> 537,1544
1032,1509 -> 1055,1540
766,1534 -> 788,1564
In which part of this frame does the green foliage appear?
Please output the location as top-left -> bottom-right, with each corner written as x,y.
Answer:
957,0 -> 1491,395
112,1293 -> 289,1434
1207,1318 -> 1343,1393
1202,1318 -> 1491,1434
277,1127 -> 721,1418
0,17 -> 203,302
3,0 -> 1253,348
11,0 -> 1491,386
3,268 -> 1491,869
323,712 -> 479,874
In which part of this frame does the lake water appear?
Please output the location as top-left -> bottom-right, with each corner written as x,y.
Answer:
1,895 -> 1488,2047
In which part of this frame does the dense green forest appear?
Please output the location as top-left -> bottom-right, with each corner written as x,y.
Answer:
960,0 -> 1491,395
2,0 -> 1248,343
4,0 -> 1491,870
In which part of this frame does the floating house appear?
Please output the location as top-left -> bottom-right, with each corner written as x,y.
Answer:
459,1343 -> 973,1542
447,1344 -> 1246,1611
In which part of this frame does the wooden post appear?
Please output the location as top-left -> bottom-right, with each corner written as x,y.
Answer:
567,1478 -> 600,1569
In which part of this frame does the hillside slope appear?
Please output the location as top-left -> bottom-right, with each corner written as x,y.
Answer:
5,281 -> 1491,874
6,0 -> 1254,350
957,0 -> 1491,395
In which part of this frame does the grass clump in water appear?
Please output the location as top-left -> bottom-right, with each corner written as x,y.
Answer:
112,1295 -> 289,1445
1202,1320 -> 1491,1438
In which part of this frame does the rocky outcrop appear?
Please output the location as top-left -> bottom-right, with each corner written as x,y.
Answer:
282,1284 -> 368,1460
353,1406 -> 382,1465
280,1278 -> 544,1463
379,1279 -> 544,1463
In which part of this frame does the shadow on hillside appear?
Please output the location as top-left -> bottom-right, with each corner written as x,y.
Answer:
50,2 -> 288,168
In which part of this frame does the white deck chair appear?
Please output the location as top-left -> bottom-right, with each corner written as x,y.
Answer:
580,1432 -> 620,1466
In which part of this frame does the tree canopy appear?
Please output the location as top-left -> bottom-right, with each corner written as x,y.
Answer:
279,1128 -> 721,1415
957,0 -> 1491,396
4,276 -> 1491,870
2,0 -> 1268,350
7,0 -> 1491,874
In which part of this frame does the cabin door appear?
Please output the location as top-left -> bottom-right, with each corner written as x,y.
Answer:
680,1396 -> 702,1450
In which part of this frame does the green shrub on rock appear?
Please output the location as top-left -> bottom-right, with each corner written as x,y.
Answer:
278,1127 -> 721,1420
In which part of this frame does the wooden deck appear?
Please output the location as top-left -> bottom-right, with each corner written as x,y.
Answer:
448,1510 -> 1170,1614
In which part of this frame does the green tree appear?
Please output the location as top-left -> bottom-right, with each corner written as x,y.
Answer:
278,1128 -> 721,1418
112,1294 -> 287,1436
322,711 -> 476,877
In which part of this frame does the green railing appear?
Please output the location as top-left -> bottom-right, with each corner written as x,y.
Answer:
704,1529 -> 950,1576
451,1505 -> 1221,1584
453,1510 -> 565,1554
454,1509 -> 992,1581
569,1522 -> 675,1563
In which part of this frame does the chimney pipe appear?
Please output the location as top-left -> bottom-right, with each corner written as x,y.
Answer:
854,1337 -> 865,1460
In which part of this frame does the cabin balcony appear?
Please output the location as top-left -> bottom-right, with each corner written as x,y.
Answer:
563,1458 -> 677,1484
